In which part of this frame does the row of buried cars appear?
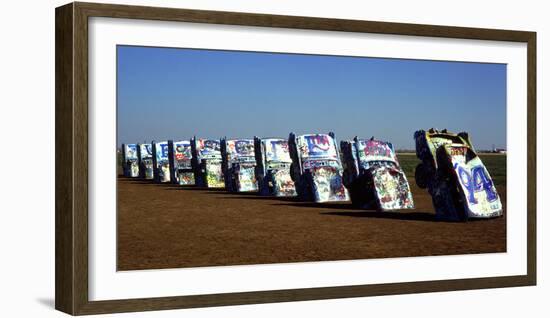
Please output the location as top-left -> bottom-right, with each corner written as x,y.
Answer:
121,129 -> 503,221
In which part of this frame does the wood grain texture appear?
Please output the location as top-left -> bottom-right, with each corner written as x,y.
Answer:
526,33 -> 537,285
75,1 -> 533,42
76,276 -> 533,315
73,2 -> 89,313
55,1 -> 537,315
55,3 -> 75,314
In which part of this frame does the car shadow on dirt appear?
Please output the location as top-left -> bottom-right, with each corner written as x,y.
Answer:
268,201 -> 438,222
162,185 -> 227,192
212,191 -> 261,196
320,210 -> 437,221
216,195 -> 299,201
270,202 -> 359,210
118,177 -> 155,184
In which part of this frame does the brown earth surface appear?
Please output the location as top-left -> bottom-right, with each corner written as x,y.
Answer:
117,176 -> 506,271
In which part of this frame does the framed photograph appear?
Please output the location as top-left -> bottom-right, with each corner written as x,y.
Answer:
55,2 -> 536,315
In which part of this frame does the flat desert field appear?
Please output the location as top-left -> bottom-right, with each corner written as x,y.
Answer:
117,154 -> 506,271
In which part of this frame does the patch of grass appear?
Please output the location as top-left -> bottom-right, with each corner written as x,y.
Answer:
397,153 -> 506,187
396,154 -> 419,179
478,154 -> 507,187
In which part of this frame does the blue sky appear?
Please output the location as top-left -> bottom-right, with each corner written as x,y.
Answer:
117,45 -> 506,150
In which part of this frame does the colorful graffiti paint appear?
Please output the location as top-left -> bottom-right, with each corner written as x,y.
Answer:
310,166 -> 349,202
204,161 -> 224,188
255,137 -> 296,197
289,133 -> 349,202
124,144 -> 138,160
176,172 -> 195,185
371,166 -> 414,210
174,141 -> 192,161
225,139 -> 255,160
265,139 -> 292,163
272,169 -> 296,197
340,138 -> 414,210
192,138 -> 224,188
235,165 -> 257,192
156,143 -> 169,162
444,145 -> 502,218
222,139 -> 258,192
297,134 -> 338,159
138,143 -> 154,179
139,144 -> 152,159
153,141 -> 171,183
171,140 -> 195,185
122,144 -> 139,177
356,139 -> 397,167
196,139 -> 222,159
414,129 -> 501,221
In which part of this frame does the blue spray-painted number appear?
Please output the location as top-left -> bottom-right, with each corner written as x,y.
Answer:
157,144 -> 169,161
456,164 -> 498,204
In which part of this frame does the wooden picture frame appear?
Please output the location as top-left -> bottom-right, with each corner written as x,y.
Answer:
55,2 -> 536,315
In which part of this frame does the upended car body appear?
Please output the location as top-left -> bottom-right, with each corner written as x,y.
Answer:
122,143 -> 139,177
341,137 -> 414,211
254,137 -> 297,197
288,133 -> 349,202
191,138 -> 224,188
414,128 -> 503,221
152,141 -> 171,183
221,138 -> 258,192
137,143 -> 154,179
168,140 -> 195,185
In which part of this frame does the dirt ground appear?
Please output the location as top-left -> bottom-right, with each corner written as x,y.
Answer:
117,176 -> 506,271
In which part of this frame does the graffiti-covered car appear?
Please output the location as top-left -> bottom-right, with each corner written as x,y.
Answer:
121,143 -> 139,177
191,137 -> 224,188
288,133 -> 349,202
137,143 -> 154,179
414,128 -> 503,221
152,140 -> 171,183
254,137 -> 296,197
340,137 -> 414,210
168,140 -> 195,185
221,138 -> 258,192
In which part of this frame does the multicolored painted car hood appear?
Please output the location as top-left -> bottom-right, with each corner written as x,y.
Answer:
173,140 -> 193,163
271,169 -> 296,197
153,141 -> 171,183
138,143 -> 152,160
290,133 -> 349,202
224,139 -> 256,163
204,160 -> 224,188
195,139 -> 222,160
122,144 -> 139,177
124,144 -> 138,160
310,165 -> 349,202
263,138 -> 293,164
171,140 -> 194,185
232,163 -> 258,192
137,143 -> 154,179
296,134 -> 339,160
443,144 -> 503,218
154,141 -> 169,164
222,139 -> 257,192
370,165 -> 414,210
256,138 -> 296,197
192,138 -> 224,188
341,138 -> 414,210
356,139 -> 398,169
